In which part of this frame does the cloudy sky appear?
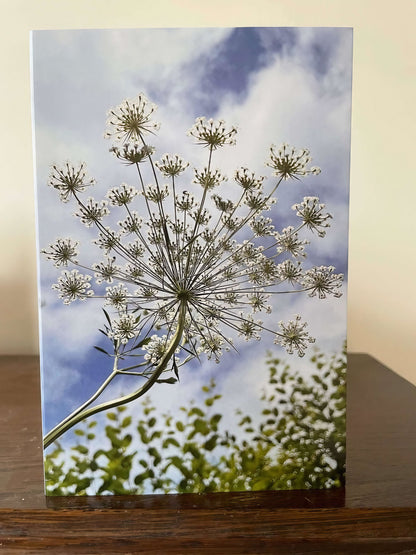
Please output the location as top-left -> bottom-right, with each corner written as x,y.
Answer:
32,27 -> 352,445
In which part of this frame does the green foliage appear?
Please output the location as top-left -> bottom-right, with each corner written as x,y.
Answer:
45,346 -> 346,495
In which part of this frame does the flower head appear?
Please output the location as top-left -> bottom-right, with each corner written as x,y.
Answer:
74,197 -> 109,227
235,168 -> 265,190
52,269 -> 93,304
188,117 -> 237,149
143,334 -> 180,365
93,257 -> 121,284
105,94 -> 160,142
41,238 -> 78,267
93,228 -> 121,254
106,184 -> 138,206
193,167 -> 227,190
302,266 -> 343,299
292,197 -> 332,237
275,226 -> 309,258
274,315 -> 315,357
155,154 -> 189,177
108,313 -> 140,344
110,143 -> 155,165
49,163 -> 95,202
267,143 -> 321,180
105,283 -> 129,308
118,211 -> 143,235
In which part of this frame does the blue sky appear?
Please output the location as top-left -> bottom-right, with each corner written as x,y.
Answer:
32,27 -> 352,444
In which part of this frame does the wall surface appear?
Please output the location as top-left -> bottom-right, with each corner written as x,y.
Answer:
1,0 -> 415,384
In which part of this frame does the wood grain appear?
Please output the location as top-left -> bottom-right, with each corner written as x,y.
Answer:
0,354 -> 415,553
1,508 -> 415,553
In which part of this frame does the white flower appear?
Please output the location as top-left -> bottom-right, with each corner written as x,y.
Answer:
275,226 -> 309,258
118,211 -> 143,235
93,228 -> 121,254
274,315 -> 315,357
188,117 -> 237,149
143,184 -> 170,203
199,333 -> 231,363
123,263 -> 144,282
250,216 -> 275,237
211,194 -> 234,214
302,266 -> 343,299
155,154 -> 189,177
238,313 -> 262,341
276,260 -> 303,284
41,238 -> 78,267
193,168 -> 227,190
105,93 -> 160,142
248,291 -> 271,313
105,283 -> 129,308
126,240 -> 145,258
110,143 -> 154,165
175,191 -> 196,212
244,190 -> 275,211
234,168 -> 265,190
93,257 -> 121,284
52,269 -> 93,304
108,313 -> 140,344
106,184 -> 138,206
49,162 -> 95,202
267,143 -> 321,180
292,197 -> 332,237
143,334 -> 180,365
74,197 -> 109,227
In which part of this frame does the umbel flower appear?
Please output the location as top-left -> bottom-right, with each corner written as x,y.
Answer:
42,93 -> 343,447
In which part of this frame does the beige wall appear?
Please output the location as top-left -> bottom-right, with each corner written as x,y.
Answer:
1,0 -> 415,383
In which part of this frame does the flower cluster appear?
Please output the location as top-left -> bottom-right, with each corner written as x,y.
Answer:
41,238 -> 78,267
292,196 -> 332,237
52,269 -> 93,305
274,315 -> 315,357
155,154 -> 189,177
188,117 -> 237,149
49,163 -> 95,202
109,143 -> 154,165
45,93 -> 343,372
267,143 -> 321,180
106,184 -> 138,206
105,94 -> 160,142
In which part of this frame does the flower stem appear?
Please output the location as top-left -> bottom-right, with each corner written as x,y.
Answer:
43,301 -> 187,449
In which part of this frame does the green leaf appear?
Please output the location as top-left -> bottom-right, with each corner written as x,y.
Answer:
189,407 -> 205,417
90,460 -> 98,471
192,418 -> 210,436
203,434 -> 218,451
156,377 -> 177,384
75,478 -> 92,494
72,445 -> 89,455
94,345 -> 110,356
121,416 -> 132,429
102,309 -> 112,327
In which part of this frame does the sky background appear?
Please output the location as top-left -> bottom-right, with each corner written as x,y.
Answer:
32,27 -> 352,450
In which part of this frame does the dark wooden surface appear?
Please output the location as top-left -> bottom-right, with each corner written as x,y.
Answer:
0,354 -> 415,553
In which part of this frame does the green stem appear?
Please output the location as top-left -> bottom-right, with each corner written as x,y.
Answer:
43,302 -> 187,449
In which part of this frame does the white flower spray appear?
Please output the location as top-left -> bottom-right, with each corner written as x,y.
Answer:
42,93 -> 343,447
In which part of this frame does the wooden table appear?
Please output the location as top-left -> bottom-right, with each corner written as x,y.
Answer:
0,354 -> 415,553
